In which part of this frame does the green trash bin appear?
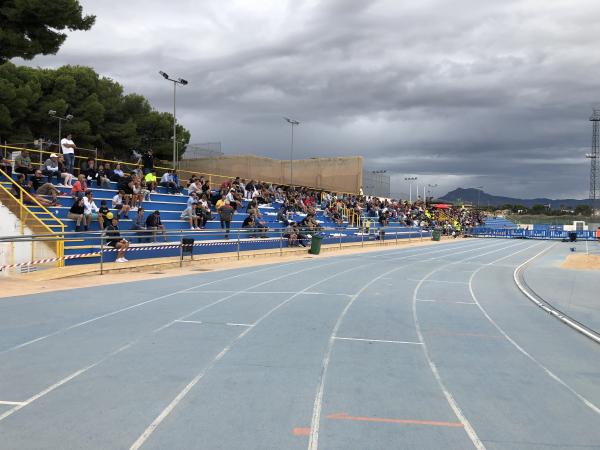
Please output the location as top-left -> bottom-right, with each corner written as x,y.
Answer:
309,234 -> 323,255
432,230 -> 441,241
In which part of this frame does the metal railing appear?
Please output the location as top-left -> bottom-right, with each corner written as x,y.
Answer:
0,168 -> 65,268
0,225 -> 430,274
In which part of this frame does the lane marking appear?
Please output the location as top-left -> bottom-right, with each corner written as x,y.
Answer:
129,262 -> 377,450
469,244 -> 600,415
326,412 -> 464,428
308,239 -> 512,450
293,427 -> 311,436
417,299 -> 476,305
0,264 -> 283,354
0,242 -> 477,424
409,279 -> 468,284
410,240 -> 534,450
0,261 -> 340,424
175,320 -> 254,327
333,337 -> 422,345
185,290 -> 353,297
0,342 -> 133,422
0,400 -> 25,406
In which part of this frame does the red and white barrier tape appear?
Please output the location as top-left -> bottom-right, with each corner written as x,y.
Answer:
0,252 -> 99,270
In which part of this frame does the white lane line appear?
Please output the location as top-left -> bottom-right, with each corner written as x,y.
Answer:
176,320 -> 254,328
153,260 -> 342,333
470,244 -> 600,415
129,262 -> 375,450
416,299 -> 476,305
0,264 -> 283,354
0,342 -> 134,422
0,241 -> 500,425
333,337 -> 422,345
0,261 -> 339,424
0,400 -> 24,406
306,241 -> 507,450
409,279 -> 468,284
410,240 -> 535,450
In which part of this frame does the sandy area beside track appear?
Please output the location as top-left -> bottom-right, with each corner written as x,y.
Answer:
0,237 -> 463,298
561,253 -> 600,270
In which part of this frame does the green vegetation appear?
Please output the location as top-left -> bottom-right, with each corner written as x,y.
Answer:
0,0 -> 95,63
0,62 -> 190,161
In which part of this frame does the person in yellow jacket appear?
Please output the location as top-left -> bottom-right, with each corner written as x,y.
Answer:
144,170 -> 157,192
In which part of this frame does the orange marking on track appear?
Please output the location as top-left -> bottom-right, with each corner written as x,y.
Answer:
293,427 -> 311,436
326,412 -> 464,428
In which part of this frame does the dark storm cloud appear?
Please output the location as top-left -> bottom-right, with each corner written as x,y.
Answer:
19,0 -> 600,198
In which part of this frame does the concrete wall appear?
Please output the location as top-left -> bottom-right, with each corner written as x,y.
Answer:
179,155 -> 363,194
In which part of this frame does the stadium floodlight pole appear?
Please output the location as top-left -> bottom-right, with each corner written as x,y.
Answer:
475,185 -> 484,208
48,110 -> 73,145
159,71 -> 188,170
404,176 -> 418,203
283,117 -> 300,189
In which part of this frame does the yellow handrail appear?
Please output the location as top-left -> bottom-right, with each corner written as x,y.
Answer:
1,144 -> 359,196
0,168 -> 65,267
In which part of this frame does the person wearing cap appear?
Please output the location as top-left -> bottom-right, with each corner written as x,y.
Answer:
146,210 -> 167,242
43,153 -> 61,184
105,215 -> 129,262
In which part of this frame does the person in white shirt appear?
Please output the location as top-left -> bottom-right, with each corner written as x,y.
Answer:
60,133 -> 76,174
187,180 -> 201,195
112,189 -> 131,219
180,192 -> 199,229
83,191 -> 102,230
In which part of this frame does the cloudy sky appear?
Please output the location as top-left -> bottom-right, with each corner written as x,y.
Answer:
19,0 -> 600,199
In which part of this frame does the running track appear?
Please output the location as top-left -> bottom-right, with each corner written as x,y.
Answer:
0,239 -> 599,449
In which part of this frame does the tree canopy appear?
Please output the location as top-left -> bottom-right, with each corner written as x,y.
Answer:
0,0 -> 95,64
0,62 -> 190,161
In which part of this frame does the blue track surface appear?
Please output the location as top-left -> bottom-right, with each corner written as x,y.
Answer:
0,239 -> 599,449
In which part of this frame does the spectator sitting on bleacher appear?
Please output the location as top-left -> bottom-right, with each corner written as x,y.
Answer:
300,211 -> 320,232
196,194 -> 212,228
277,204 -> 289,225
110,163 -> 125,182
68,197 -> 89,232
12,174 -> 53,206
181,192 -> 199,230
34,179 -> 61,205
146,210 -> 167,242
105,214 -> 129,262
144,170 -> 158,192
70,174 -> 88,199
117,173 -> 134,208
131,207 -> 150,243
57,155 -> 74,187
160,170 -> 180,194
188,178 -> 202,196
1,154 -> 12,176
82,190 -> 100,231
14,150 -> 35,174
96,163 -> 112,189
242,213 -> 257,238
132,179 -> 144,209
31,169 -> 48,191
43,153 -> 61,184
218,199 -> 234,239
112,189 -> 131,219
284,221 -> 298,246
81,158 -> 100,186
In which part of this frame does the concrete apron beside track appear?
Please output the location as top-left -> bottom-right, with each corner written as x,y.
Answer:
514,240 -> 600,343
1,239 -> 599,449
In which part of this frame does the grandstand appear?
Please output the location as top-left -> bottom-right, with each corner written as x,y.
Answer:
0,145 -> 431,269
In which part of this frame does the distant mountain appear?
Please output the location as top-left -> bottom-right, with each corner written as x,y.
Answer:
437,188 -> 591,209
